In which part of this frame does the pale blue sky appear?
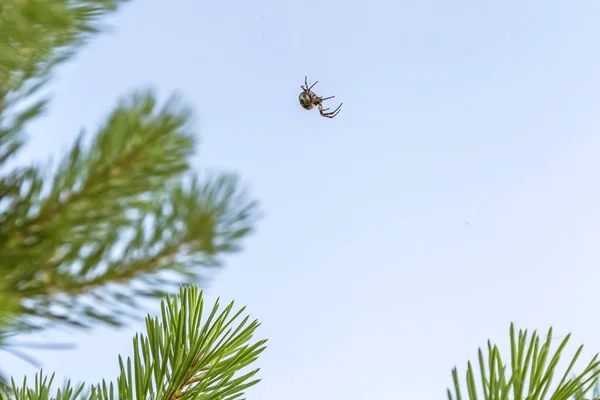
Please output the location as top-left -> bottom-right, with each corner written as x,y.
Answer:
5,0 -> 600,398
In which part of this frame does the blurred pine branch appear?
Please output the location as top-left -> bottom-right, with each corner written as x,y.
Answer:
0,0 -> 259,383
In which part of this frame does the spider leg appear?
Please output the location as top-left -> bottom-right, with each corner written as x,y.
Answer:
305,76 -> 318,91
318,102 -> 343,118
318,95 -> 342,117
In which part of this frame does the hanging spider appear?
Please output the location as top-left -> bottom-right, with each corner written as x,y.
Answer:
299,76 -> 343,118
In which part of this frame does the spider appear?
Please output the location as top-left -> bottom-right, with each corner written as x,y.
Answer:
299,76 -> 343,118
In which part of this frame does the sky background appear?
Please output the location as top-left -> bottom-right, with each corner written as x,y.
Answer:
4,0 -> 600,398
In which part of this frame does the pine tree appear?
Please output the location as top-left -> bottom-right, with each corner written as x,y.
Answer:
0,0 -> 260,388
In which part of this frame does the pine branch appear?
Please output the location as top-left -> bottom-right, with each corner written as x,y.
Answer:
0,0 -> 127,164
448,323 -> 600,400
0,0 -> 260,385
1,91 -> 259,333
16,175 -> 258,330
2,286 -> 267,400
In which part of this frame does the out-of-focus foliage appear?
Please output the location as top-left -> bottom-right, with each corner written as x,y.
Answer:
0,0 -> 127,163
1,286 -> 267,399
0,0 -> 259,383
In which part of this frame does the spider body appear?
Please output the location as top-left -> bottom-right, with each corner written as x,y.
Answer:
299,76 -> 343,118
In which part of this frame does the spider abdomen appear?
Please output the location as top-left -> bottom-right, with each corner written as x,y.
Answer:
299,92 -> 314,110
